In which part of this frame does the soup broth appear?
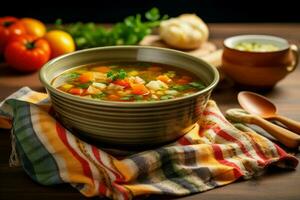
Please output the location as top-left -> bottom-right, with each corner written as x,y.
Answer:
53,62 -> 206,102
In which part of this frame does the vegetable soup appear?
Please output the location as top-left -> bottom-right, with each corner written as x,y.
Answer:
53,62 -> 206,102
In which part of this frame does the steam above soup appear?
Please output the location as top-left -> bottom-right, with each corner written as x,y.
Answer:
52,62 -> 206,102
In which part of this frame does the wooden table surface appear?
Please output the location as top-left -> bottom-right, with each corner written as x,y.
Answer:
0,23 -> 300,200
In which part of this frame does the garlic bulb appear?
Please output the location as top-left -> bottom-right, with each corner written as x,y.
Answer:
159,14 -> 209,50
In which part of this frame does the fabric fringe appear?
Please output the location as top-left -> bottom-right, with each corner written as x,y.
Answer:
9,129 -> 20,167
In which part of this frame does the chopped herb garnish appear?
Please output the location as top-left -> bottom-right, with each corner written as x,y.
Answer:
118,69 -> 127,79
171,82 -> 205,91
64,72 -> 80,79
91,93 -> 106,99
76,82 -> 92,89
160,95 -> 173,100
134,95 -> 144,100
107,69 -> 127,81
106,71 -> 116,80
171,85 -> 191,91
120,94 -> 144,101
164,71 -> 176,78
120,96 -> 132,100
189,82 -> 205,90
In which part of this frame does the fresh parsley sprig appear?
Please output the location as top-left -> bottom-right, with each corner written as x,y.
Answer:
55,8 -> 167,49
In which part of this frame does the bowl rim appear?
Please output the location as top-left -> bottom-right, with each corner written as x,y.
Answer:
223,34 -> 289,53
40,45 -> 219,107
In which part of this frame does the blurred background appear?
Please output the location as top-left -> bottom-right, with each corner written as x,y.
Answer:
2,0 -> 299,23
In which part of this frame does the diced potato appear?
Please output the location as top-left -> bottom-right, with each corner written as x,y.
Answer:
85,86 -> 101,95
107,83 -> 125,90
93,72 -> 107,82
128,76 -> 145,84
151,94 -> 159,99
82,95 -> 92,99
92,82 -> 107,90
146,80 -> 168,91
134,76 -> 145,84
165,90 -> 179,95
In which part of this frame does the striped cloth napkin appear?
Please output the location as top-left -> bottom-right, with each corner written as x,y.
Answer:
0,87 -> 298,200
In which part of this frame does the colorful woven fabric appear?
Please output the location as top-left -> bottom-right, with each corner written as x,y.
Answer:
0,87 -> 298,200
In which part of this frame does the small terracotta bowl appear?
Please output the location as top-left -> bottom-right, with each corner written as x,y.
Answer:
222,35 -> 299,88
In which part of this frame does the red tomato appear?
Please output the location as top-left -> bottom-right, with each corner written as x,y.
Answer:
68,88 -> 84,95
4,34 -> 51,72
0,16 -> 26,54
113,79 -> 130,88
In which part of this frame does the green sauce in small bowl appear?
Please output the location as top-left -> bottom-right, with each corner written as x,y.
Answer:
234,42 -> 279,52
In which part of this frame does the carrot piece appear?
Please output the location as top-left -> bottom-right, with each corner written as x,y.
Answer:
148,66 -> 162,72
108,94 -> 120,101
113,79 -> 130,88
92,66 -> 111,73
78,72 -> 94,83
157,75 -> 172,83
131,84 -> 150,95
68,88 -> 84,95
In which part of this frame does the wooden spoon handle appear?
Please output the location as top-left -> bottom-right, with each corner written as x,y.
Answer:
270,115 -> 300,135
251,116 -> 300,148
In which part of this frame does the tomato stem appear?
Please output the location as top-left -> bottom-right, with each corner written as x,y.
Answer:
25,41 -> 36,49
3,21 -> 14,27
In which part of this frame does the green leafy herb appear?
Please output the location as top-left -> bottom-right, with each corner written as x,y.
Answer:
120,96 -> 132,100
171,85 -> 191,91
54,8 -> 168,49
120,94 -> 144,101
107,69 -> 127,81
91,93 -> 106,99
107,71 -> 117,81
164,71 -> 176,78
171,82 -> 205,91
118,69 -> 127,79
134,95 -> 144,100
64,72 -> 80,79
189,82 -> 205,90
145,7 -> 161,21
160,95 -> 173,100
77,82 -> 92,89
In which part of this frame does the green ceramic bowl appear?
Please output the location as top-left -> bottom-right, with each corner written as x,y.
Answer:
40,46 -> 219,149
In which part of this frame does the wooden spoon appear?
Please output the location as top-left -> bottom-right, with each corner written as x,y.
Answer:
238,91 -> 300,134
226,109 -> 300,148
